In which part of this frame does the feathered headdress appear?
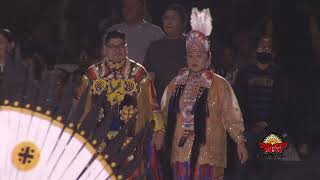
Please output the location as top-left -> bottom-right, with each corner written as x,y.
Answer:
186,8 -> 213,52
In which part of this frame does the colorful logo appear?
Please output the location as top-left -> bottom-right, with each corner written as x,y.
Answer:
259,133 -> 288,159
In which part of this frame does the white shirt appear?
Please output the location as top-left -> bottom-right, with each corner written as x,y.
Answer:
108,20 -> 165,64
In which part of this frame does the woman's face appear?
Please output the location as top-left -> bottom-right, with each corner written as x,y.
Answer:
162,10 -> 184,38
187,51 -> 210,73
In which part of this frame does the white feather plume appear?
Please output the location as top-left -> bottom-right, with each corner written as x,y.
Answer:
190,8 -> 213,36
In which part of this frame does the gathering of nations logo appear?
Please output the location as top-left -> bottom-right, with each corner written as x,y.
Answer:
259,133 -> 288,159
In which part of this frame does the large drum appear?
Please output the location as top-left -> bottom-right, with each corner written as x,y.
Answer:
0,66 -> 149,180
0,106 -> 113,180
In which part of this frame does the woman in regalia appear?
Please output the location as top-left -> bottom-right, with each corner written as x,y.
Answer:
161,8 -> 248,180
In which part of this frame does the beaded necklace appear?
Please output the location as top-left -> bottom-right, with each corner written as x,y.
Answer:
174,68 -> 214,147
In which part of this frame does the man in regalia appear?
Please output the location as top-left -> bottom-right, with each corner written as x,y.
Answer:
78,30 -> 165,179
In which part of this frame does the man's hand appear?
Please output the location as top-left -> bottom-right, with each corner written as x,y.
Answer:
153,131 -> 165,150
237,142 -> 248,164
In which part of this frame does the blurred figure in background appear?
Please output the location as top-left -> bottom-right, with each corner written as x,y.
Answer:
21,47 -> 49,81
234,36 -> 288,180
0,28 -> 15,74
24,23 -> 57,68
214,46 -> 242,180
144,3 -> 187,103
298,15 -> 320,157
233,31 -> 257,67
0,28 -> 15,96
215,47 -> 239,86
107,0 -> 165,63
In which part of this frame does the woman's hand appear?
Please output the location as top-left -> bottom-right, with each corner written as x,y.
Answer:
237,142 -> 248,164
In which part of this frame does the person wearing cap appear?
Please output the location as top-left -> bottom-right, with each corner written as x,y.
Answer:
77,30 -> 165,179
161,8 -> 248,180
234,36 -> 288,180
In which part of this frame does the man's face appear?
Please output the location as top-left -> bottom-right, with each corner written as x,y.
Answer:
122,0 -> 144,23
104,38 -> 127,63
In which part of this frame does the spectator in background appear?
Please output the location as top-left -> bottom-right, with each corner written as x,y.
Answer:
65,67 -> 86,120
53,68 -> 70,104
296,15 -> 320,156
0,28 -> 19,96
0,28 -> 15,73
215,47 -> 239,86
215,46 -> 241,180
21,46 -> 49,81
107,0 -> 165,63
72,67 -> 86,100
302,52 -> 320,157
98,1 -> 123,34
24,23 -> 56,68
233,31 -> 256,67
306,50 -> 320,153
143,4 -> 187,103
234,36 -> 288,180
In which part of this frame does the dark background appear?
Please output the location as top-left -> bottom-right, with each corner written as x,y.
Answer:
1,1 -> 320,179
